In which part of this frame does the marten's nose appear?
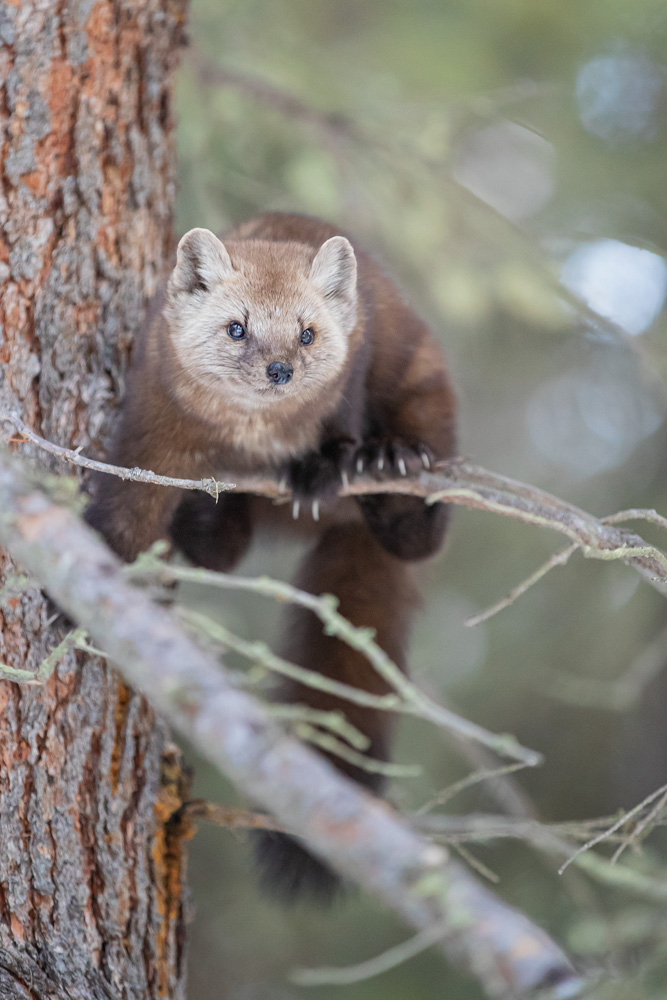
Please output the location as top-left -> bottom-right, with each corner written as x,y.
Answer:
266,361 -> 293,385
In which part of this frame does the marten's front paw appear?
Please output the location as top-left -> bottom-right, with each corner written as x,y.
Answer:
286,439 -> 355,520
353,440 -> 435,479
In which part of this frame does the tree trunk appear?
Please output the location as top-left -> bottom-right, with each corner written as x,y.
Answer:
0,2 -> 190,997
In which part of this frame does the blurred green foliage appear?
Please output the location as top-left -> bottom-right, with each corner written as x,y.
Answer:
174,1 -> 667,997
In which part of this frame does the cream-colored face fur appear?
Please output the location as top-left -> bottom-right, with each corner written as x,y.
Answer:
164,228 -> 358,413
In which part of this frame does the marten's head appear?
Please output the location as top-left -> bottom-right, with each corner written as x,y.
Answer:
165,228 -> 357,411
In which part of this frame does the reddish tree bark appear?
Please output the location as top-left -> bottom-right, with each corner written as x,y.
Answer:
0,2 -> 190,997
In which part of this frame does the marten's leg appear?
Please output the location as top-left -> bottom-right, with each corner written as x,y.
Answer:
85,476 -> 187,563
254,521 -> 419,901
357,487 -> 450,561
358,324 -> 457,561
83,413 -> 206,564
170,492 -> 253,571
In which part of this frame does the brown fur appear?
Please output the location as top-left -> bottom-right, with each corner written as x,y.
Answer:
84,212 -> 457,898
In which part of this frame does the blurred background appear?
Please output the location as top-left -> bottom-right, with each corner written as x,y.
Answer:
173,1 -> 667,997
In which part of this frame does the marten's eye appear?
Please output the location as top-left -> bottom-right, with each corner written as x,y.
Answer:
227,321 -> 247,341
300,327 -> 315,346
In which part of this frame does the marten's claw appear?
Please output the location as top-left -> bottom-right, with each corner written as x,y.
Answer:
354,439 -> 432,479
292,499 -> 300,519
312,500 -> 320,521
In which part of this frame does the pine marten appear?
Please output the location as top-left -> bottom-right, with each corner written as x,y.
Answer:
84,212 -> 457,900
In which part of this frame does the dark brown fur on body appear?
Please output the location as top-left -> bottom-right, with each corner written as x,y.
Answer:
84,212 -> 457,899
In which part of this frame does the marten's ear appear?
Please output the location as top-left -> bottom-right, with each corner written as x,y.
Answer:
309,236 -> 357,328
169,228 -> 234,296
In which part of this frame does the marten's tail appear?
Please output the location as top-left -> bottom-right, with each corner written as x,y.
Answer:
254,522 -> 419,901
253,831 -> 342,903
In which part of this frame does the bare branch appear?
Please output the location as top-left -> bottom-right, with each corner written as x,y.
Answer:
181,800 -> 284,832
296,725 -> 422,779
416,762 -> 531,815
291,920 -> 454,986
602,509 -> 667,531
425,468 -> 667,591
559,782 -> 667,875
610,787 -> 667,864
417,810 -> 667,903
452,843 -> 501,884
0,447 -> 580,999
266,703 -> 371,751
3,412 -> 667,611
465,545 -> 578,626
0,411 -> 235,499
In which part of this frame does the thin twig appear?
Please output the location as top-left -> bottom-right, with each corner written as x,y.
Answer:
437,730 -> 537,820
611,786 -> 667,864
0,411 -> 235,499
178,607 -> 402,714
151,560 -> 542,766
416,762 -> 530,815
266,704 -> 370,751
425,477 -> 667,589
296,725 -> 422,779
180,800 -> 284,832
415,811 -> 667,902
465,545 -> 578,627
452,843 -> 501,884
291,920 -> 451,986
558,782 -> 667,875
602,509 -> 667,531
